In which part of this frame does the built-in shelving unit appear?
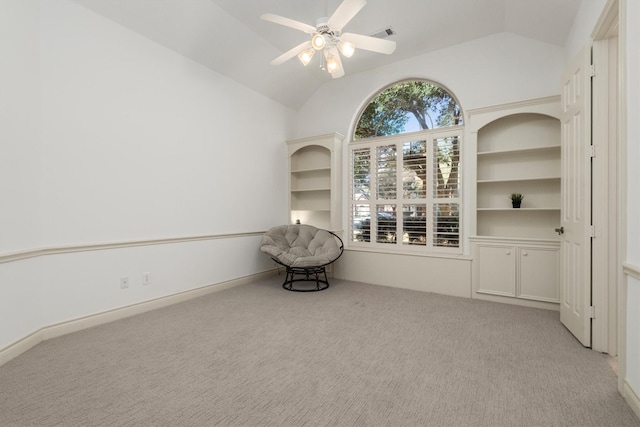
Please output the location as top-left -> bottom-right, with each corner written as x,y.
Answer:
287,133 -> 343,231
475,112 -> 561,239
468,97 -> 562,310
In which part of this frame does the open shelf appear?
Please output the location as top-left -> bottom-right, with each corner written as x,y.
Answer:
287,133 -> 343,231
477,145 -> 560,157
477,176 -> 561,184
291,166 -> 331,174
477,208 -> 560,211
475,111 -> 561,240
477,209 -> 561,240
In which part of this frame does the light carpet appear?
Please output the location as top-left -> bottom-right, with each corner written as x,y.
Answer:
0,276 -> 638,426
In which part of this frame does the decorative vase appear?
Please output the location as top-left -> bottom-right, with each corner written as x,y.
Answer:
512,201 -> 521,208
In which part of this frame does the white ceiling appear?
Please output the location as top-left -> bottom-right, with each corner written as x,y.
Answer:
70,0 -> 582,109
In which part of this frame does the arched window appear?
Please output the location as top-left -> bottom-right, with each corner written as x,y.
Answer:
350,80 -> 463,253
355,80 -> 463,139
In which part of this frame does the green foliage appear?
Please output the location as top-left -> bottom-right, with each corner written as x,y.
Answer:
356,102 -> 408,139
352,148 -> 371,200
354,81 -> 462,140
510,193 -> 524,202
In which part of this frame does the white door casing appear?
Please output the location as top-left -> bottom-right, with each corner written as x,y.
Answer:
560,46 -> 593,347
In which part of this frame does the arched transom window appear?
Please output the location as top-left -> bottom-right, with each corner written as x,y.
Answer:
350,80 -> 464,253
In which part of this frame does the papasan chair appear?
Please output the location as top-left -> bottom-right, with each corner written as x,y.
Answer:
260,224 -> 344,292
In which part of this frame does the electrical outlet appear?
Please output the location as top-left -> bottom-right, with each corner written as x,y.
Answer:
142,272 -> 151,285
120,277 -> 129,289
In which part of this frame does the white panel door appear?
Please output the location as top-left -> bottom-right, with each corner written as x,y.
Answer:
559,47 -> 592,347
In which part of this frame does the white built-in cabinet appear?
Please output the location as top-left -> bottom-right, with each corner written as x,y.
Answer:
287,133 -> 343,231
468,97 -> 561,310
472,238 -> 560,305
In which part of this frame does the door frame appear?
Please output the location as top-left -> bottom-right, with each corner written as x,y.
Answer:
591,0 -> 620,356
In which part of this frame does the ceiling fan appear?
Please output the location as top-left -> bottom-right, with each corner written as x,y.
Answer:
261,0 -> 396,78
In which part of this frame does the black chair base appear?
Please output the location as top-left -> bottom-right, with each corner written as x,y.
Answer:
282,265 -> 330,292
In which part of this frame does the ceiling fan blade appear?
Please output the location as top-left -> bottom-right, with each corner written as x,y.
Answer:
341,33 -> 396,55
270,41 -> 312,66
260,13 -> 316,34
327,0 -> 367,31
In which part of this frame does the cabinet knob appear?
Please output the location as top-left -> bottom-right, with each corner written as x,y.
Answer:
506,251 -> 511,255
522,251 -> 528,256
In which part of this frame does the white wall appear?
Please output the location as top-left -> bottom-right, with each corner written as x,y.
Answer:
295,32 -> 565,140
623,0 -> 640,405
0,0 -> 44,351
40,0 -> 292,244
0,0 -> 41,253
0,0 -> 296,352
624,0 -> 640,262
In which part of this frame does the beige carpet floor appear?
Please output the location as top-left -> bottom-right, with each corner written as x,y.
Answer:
0,276 -> 638,426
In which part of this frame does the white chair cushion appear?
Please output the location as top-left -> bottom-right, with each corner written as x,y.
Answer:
260,224 -> 342,268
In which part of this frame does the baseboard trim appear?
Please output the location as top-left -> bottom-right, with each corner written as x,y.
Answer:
0,329 -> 44,368
624,380 -> 640,420
0,270 -> 276,367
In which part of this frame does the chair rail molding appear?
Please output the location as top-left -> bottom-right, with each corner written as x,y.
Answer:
0,231 -> 266,264
622,262 -> 640,280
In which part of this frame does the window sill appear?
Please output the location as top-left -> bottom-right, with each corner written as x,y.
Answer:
344,245 -> 471,261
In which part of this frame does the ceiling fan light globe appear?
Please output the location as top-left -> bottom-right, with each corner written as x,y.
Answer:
311,33 -> 326,50
326,54 -> 340,73
298,48 -> 315,66
338,40 -> 355,57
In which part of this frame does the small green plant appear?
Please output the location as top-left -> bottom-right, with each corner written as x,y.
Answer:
510,193 -> 524,203
510,193 -> 524,208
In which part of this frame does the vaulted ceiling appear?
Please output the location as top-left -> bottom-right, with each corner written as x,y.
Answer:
70,0 -> 582,109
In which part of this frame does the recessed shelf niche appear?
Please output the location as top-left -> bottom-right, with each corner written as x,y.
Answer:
287,133 -> 343,231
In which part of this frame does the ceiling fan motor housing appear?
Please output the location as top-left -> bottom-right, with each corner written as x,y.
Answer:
315,18 -> 338,39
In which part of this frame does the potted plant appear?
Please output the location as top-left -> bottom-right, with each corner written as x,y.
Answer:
510,193 -> 524,208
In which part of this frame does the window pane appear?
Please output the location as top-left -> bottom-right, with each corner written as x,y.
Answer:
434,136 -> 461,199
352,148 -> 370,201
351,204 -> 371,242
376,205 -> 397,244
403,204 -> 427,246
403,141 -> 427,199
354,81 -> 463,140
376,145 -> 397,200
434,203 -> 460,248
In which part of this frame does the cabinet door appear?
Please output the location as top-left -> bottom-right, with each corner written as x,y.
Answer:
518,246 -> 559,302
475,244 -> 516,297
